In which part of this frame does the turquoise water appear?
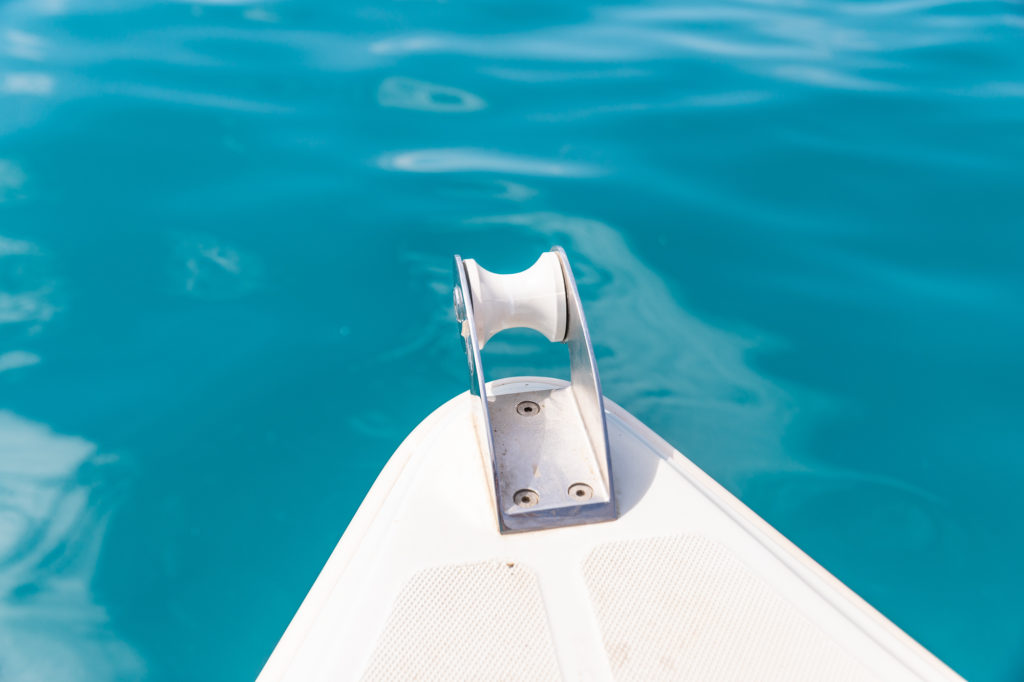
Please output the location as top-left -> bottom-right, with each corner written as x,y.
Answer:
1,0 -> 1022,679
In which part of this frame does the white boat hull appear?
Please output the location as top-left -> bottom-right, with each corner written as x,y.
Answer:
258,378 -> 961,681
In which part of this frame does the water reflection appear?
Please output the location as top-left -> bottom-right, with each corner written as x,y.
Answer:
0,234 -> 34,255
0,161 -> 26,202
0,232 -> 58,328
532,90 -> 771,122
0,234 -> 136,679
378,149 -> 601,177
377,77 -> 485,113
2,72 -> 54,96
0,351 -> 40,373
494,180 -> 537,201
772,64 -> 898,90
0,290 -> 57,325
242,7 -> 278,24
3,29 -> 46,61
173,234 -> 264,301
482,66 -> 648,83
100,83 -> 287,113
0,412 -> 143,681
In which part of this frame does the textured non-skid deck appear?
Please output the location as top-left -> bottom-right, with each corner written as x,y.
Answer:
359,535 -> 876,681
584,536 -> 872,681
361,561 -> 560,681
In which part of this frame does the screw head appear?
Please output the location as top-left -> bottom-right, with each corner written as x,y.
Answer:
516,400 -> 540,416
513,489 -> 539,507
568,483 -> 593,501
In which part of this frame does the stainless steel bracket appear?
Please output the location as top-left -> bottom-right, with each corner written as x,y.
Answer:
453,247 -> 617,533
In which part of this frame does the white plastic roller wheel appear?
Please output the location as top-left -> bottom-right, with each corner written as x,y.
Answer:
463,252 -> 568,348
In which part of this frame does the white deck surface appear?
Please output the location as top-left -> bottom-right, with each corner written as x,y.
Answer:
258,378 -> 962,682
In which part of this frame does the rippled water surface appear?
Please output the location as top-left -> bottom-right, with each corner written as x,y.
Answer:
1,0 -> 1022,679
